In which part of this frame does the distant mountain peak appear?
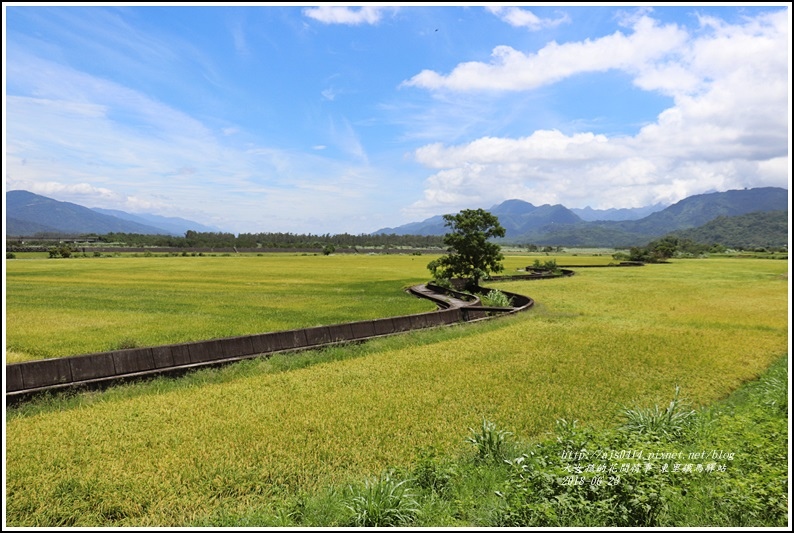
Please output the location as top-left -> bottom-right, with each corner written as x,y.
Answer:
490,198 -> 536,213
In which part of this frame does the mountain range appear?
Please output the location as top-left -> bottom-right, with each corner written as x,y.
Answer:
5,190 -> 220,237
5,187 -> 789,248
376,187 -> 789,247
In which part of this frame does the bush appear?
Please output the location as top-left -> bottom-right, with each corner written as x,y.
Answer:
495,419 -> 669,527
480,289 -> 513,308
48,246 -> 72,258
530,259 -> 559,273
430,277 -> 452,289
411,447 -> 457,495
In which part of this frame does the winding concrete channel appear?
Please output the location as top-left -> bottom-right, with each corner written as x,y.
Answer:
5,270 -> 580,405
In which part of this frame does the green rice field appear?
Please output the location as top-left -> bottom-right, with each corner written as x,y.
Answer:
5,253 -> 439,362
4,254 -> 789,526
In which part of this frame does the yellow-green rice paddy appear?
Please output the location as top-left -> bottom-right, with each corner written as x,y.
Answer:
5,253 -> 437,362
4,254 -> 789,526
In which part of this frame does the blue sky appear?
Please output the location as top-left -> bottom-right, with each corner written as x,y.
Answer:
3,3 -> 791,234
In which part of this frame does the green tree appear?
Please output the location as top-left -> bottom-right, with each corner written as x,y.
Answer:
649,236 -> 678,259
427,208 -> 506,290
47,245 -> 72,258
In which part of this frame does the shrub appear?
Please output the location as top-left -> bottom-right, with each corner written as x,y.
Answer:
530,259 -> 559,273
495,420 -> 668,527
430,277 -> 452,289
481,289 -> 513,308
411,447 -> 457,495
48,246 -> 72,258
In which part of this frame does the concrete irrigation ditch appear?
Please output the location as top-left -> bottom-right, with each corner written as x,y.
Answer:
5,269 -> 587,404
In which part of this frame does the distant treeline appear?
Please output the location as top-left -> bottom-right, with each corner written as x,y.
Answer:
7,210 -> 787,253
7,230 -> 446,250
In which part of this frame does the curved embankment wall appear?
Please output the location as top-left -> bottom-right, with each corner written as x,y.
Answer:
5,282 -> 536,404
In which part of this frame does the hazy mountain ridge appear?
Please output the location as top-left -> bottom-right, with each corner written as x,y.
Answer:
375,199 -> 584,237
91,208 -> 221,235
570,203 -> 666,221
5,190 -> 214,237
6,187 -> 788,249
375,187 -> 788,248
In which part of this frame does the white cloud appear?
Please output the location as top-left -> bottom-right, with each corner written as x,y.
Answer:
303,6 -> 391,26
402,15 -> 688,91
4,54 -> 388,233
486,6 -> 570,31
6,179 -> 120,201
402,9 -> 789,218
415,131 -> 616,169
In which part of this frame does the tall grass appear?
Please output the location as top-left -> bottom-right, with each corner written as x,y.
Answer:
5,257 -> 788,526
344,472 -> 420,526
466,419 -> 515,463
620,385 -> 696,437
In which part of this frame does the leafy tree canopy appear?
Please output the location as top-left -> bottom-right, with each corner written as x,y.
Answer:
428,208 -> 506,289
